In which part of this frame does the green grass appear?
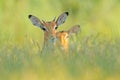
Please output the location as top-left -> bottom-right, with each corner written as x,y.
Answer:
0,0 -> 120,80
0,35 -> 120,80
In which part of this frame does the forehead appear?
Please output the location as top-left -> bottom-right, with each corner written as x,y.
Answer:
44,21 -> 56,27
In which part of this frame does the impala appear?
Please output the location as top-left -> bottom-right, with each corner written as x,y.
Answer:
28,12 -> 80,52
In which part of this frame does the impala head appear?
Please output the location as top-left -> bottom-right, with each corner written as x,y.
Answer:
28,12 -> 80,52
28,12 -> 69,43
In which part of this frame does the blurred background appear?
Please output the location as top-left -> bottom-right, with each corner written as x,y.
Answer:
0,0 -> 120,45
0,0 -> 120,80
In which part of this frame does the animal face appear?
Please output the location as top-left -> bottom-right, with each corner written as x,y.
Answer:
28,12 -> 80,51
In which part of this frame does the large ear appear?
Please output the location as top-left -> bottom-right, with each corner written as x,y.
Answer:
28,15 -> 47,31
56,12 -> 69,26
68,25 -> 80,35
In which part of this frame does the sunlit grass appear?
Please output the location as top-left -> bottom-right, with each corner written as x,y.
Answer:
0,34 -> 120,80
0,0 -> 120,80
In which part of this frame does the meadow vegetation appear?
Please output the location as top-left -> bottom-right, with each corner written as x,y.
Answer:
0,0 -> 120,80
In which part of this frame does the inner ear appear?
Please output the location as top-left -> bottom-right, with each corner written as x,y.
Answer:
56,12 -> 69,26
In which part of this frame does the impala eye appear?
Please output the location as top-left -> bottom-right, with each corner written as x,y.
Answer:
42,28 -> 46,31
55,26 -> 58,30
41,27 -> 48,31
54,25 -> 58,30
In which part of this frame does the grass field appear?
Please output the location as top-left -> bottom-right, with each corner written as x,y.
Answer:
0,35 -> 120,80
0,0 -> 120,80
